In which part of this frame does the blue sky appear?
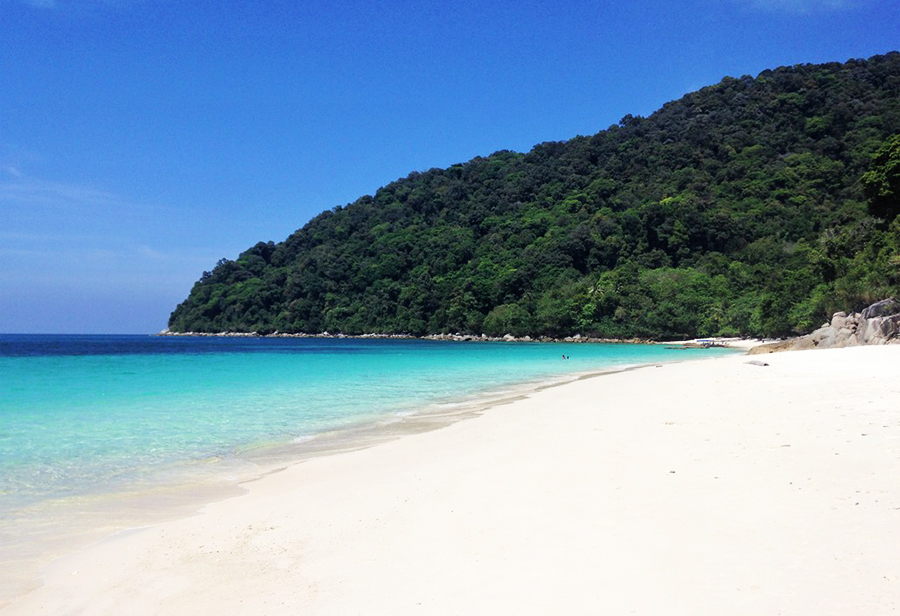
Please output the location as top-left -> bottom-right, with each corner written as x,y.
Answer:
1,0 -> 898,333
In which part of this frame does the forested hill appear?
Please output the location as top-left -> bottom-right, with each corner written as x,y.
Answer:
169,52 -> 900,339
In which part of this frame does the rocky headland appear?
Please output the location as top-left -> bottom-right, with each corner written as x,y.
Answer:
749,298 -> 900,354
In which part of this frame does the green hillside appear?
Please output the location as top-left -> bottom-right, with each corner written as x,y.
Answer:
169,53 -> 900,339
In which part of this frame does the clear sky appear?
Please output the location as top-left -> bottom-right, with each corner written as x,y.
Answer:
1,0 -> 898,334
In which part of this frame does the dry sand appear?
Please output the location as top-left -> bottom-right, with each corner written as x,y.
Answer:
4,345 -> 899,615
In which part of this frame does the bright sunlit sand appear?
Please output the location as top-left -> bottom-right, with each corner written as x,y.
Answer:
4,344 -> 899,615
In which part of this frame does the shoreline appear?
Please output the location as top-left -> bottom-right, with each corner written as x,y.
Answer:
157,329 -> 760,347
1,348 -> 731,608
7,345 -> 899,614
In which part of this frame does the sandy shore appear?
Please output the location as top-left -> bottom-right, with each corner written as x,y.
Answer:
4,345 -> 899,615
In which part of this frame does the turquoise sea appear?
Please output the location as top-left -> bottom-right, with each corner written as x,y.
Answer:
0,334 -> 734,599
0,335 -> 733,508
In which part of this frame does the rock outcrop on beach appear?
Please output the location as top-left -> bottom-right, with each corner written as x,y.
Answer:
750,298 -> 900,354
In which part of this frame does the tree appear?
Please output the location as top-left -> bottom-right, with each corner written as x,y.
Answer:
862,134 -> 900,223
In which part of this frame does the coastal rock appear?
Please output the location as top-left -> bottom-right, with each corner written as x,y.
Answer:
748,339 -> 796,354
792,336 -> 818,351
749,298 -> 900,353
830,312 -> 847,330
866,313 -> 900,343
861,298 -> 900,319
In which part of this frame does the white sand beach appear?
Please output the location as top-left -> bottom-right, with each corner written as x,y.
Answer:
4,345 -> 899,615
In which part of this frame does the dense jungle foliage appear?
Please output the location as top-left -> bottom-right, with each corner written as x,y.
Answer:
169,53 -> 900,339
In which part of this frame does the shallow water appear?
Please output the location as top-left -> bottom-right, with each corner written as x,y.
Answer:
0,335 -> 731,508
0,334 -> 735,603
